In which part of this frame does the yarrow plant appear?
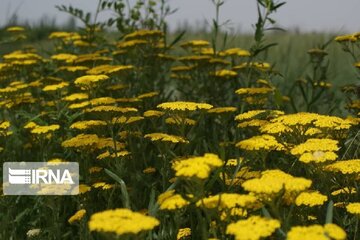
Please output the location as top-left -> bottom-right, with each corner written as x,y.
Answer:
0,0 -> 359,239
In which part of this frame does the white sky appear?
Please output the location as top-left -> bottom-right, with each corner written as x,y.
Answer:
0,0 -> 359,33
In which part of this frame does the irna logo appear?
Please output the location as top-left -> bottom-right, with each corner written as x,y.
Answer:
3,162 -> 79,195
8,168 -> 74,185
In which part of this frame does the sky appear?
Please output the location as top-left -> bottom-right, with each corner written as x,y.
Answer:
0,0 -> 359,33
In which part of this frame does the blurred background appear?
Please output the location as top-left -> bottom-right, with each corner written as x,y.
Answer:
0,0 -> 359,33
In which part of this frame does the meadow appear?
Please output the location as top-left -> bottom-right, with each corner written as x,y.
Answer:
0,0 -> 359,239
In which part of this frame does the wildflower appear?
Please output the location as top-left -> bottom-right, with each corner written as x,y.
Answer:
143,167 -> 156,174
68,101 -> 90,109
346,203 -> 360,216
331,187 -> 356,196
335,34 -> 357,42
226,216 -> 280,240
180,40 -> 210,48
212,69 -> 237,78
137,91 -> 159,99
143,110 -> 164,118
295,191 -> 328,207
57,66 -> 89,73
89,97 -> 116,106
74,75 -> 109,86
157,101 -> 213,111
42,82 -> 69,92
172,153 -> 223,179
197,193 -> 258,209
208,107 -> 237,114
31,125 -> 60,134
242,169 -> 312,200
85,106 -> 138,114
325,159 -> 360,174
68,209 -> 86,224
291,138 -> 338,157
62,93 -> 89,102
62,134 -> 99,148
6,26 -> 25,32
157,190 -> 190,210
233,62 -> 271,71
144,133 -> 188,144
97,150 -> 130,160
235,87 -> 274,95
219,48 -> 251,57
177,228 -> 191,239
79,184 -> 91,194
236,135 -> 284,151
51,53 -> 77,63
92,182 -> 114,190
88,208 -> 160,235
124,29 -> 164,40
287,224 -> 346,240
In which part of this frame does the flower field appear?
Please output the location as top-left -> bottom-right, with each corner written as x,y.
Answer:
0,0 -> 360,239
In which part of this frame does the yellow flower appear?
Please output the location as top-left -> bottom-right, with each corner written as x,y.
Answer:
295,191 -> 328,207
157,101 -> 213,111
331,187 -> 356,196
6,26 -> 25,32
226,216 -> 280,240
30,125 -> 60,134
62,93 -> 89,102
88,209 -> 160,236
325,159 -> 360,175
346,202 -> 360,216
291,139 -> 339,155
89,97 -> 116,106
97,150 -> 130,160
287,224 -> 346,240
177,228 -> 191,240
219,48 -> 251,57
51,53 -> 77,63
180,40 -> 210,48
57,66 -> 89,73
236,135 -> 284,151
43,82 -> 69,92
124,29 -> 164,40
137,91 -> 159,99
212,69 -> 237,78
68,209 -> 86,224
92,182 -> 114,190
208,107 -> 237,114
144,133 -> 189,144
235,87 -> 274,95
197,193 -> 258,209
85,105 -> 138,114
172,153 -> 223,179
74,75 -> 109,86
335,34 -> 357,42
62,134 -> 99,148
242,169 -> 312,200
143,110 -> 164,118
157,190 -> 190,210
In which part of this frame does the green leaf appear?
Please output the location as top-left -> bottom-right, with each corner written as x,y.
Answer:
105,169 -> 131,209
325,200 -> 334,223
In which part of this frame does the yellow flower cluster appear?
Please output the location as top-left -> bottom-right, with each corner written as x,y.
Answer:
88,208 -> 159,236
236,135 -> 284,151
290,138 -> 339,164
325,159 -> 360,174
157,190 -> 190,210
242,169 -> 312,200
68,209 -> 86,224
295,191 -> 328,207
74,75 -> 109,86
172,153 -> 223,179
157,101 -> 213,111
197,193 -> 258,209
226,216 -> 280,240
144,133 -> 189,143
287,224 -> 346,240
